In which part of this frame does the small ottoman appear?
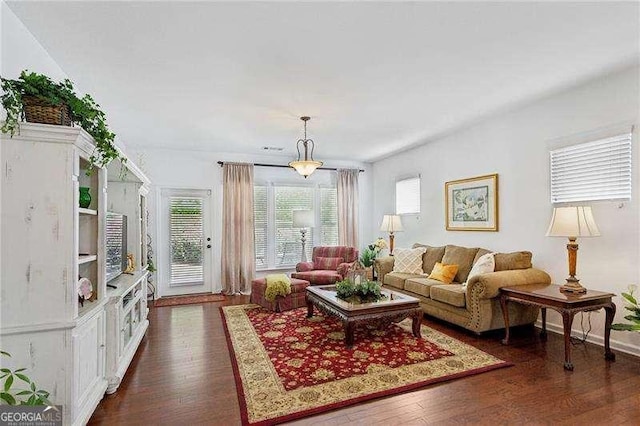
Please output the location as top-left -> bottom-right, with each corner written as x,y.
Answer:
250,277 -> 310,312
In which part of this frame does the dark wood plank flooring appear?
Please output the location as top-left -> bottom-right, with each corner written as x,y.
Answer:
89,296 -> 640,425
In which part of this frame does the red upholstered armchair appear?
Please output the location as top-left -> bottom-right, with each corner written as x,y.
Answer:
291,246 -> 359,285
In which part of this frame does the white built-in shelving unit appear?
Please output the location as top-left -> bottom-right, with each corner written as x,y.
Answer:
1,122 -> 151,425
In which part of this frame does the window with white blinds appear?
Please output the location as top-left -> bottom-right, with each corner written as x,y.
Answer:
169,197 -> 204,286
275,186 -> 313,266
253,184 -> 338,270
550,133 -> 632,203
320,187 -> 338,245
396,176 -> 421,214
254,186 -> 268,269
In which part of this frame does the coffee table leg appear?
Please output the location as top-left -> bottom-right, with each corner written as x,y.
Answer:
540,307 -> 547,340
306,297 -> 314,318
562,311 -> 575,371
412,310 -> 422,339
604,303 -> 616,361
344,320 -> 355,348
500,294 -> 510,345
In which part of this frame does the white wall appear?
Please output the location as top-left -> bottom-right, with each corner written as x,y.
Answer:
129,148 -> 372,295
372,64 -> 640,355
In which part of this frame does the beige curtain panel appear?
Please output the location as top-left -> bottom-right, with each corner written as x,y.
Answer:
221,162 -> 255,294
337,168 -> 359,248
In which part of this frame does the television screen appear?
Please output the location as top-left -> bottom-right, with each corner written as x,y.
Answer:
106,212 -> 127,282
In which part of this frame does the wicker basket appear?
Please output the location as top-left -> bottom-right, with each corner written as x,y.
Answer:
22,95 -> 72,126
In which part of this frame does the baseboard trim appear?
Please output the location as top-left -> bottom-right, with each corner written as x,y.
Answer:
535,319 -> 640,357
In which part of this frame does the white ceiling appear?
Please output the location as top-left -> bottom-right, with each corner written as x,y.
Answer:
6,1 -> 640,162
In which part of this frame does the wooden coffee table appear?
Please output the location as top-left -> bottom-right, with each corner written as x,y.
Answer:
500,283 -> 616,371
306,285 -> 423,348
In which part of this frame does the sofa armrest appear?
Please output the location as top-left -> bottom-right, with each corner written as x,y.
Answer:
374,256 -> 395,283
337,261 -> 357,278
296,261 -> 315,272
466,268 -> 551,300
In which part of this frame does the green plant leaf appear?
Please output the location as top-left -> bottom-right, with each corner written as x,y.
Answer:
4,374 -> 14,391
623,315 -> 640,324
621,292 -> 637,306
16,390 -> 31,396
30,382 -> 36,391
14,368 -> 25,373
0,351 -> 10,357
0,392 -> 16,405
0,368 -> 11,374
15,373 -> 30,384
611,323 -> 640,331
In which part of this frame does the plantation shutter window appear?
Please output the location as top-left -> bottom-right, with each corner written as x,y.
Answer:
253,185 -> 268,269
253,184 -> 338,269
550,133 -> 632,203
396,176 -> 421,214
275,187 -> 314,266
169,196 -> 204,286
320,187 -> 339,246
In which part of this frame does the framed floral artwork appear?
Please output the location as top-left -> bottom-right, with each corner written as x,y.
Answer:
445,173 -> 498,231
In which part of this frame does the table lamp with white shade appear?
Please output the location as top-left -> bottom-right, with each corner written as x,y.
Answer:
546,206 -> 600,293
293,210 -> 314,263
380,214 -> 403,255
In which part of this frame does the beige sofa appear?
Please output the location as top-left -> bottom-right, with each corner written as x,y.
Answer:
374,244 -> 551,334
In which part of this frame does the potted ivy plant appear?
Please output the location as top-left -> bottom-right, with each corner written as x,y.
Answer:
1,70 -> 124,171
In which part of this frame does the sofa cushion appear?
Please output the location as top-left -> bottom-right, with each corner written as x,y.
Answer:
316,256 -> 343,270
412,243 -> 446,275
383,272 -> 422,290
430,284 -> 466,308
392,247 -> 426,274
464,252 -> 495,286
494,251 -> 533,271
291,270 -> 341,285
428,262 -> 459,284
404,277 -> 443,298
442,245 -> 479,283
473,248 -> 492,265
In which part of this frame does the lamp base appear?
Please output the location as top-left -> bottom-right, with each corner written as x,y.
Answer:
560,279 -> 587,294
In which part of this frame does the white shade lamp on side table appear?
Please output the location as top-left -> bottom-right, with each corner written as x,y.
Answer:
293,210 -> 315,263
380,214 -> 403,255
546,206 -> 600,293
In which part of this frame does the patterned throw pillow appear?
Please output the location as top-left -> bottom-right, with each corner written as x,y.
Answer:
428,262 -> 459,284
392,247 -> 427,274
316,257 -> 343,270
464,252 -> 495,287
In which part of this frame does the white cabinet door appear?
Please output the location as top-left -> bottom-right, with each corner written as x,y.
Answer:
73,310 -> 106,422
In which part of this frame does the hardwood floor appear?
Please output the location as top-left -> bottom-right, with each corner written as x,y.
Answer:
89,297 -> 640,425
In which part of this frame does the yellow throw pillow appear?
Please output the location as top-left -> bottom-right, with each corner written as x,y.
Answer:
428,262 -> 459,284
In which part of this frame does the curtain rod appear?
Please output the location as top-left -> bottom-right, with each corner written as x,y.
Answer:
216,161 -> 364,173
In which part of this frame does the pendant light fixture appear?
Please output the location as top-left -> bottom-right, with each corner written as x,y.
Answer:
289,116 -> 323,178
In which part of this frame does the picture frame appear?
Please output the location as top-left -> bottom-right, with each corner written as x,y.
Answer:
445,173 -> 498,231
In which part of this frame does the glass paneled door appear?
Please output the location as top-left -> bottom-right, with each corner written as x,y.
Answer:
159,189 -> 212,296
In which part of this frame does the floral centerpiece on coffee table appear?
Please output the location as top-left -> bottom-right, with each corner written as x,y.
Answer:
360,238 -> 388,280
335,279 -> 386,304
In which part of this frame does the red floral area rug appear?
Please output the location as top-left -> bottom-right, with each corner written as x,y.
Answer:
152,293 -> 225,307
221,305 -> 511,425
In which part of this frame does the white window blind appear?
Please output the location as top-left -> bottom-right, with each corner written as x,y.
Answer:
275,186 -> 313,266
320,187 -> 338,246
169,197 -> 204,286
396,176 -> 421,214
550,133 -> 632,203
253,184 -> 338,270
253,185 -> 268,269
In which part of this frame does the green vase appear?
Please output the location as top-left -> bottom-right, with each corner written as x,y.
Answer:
79,187 -> 91,209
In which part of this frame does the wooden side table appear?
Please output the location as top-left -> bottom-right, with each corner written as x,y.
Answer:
500,283 -> 616,371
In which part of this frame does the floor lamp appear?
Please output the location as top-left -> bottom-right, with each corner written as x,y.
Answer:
546,206 -> 600,293
293,210 -> 314,263
380,214 -> 403,255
